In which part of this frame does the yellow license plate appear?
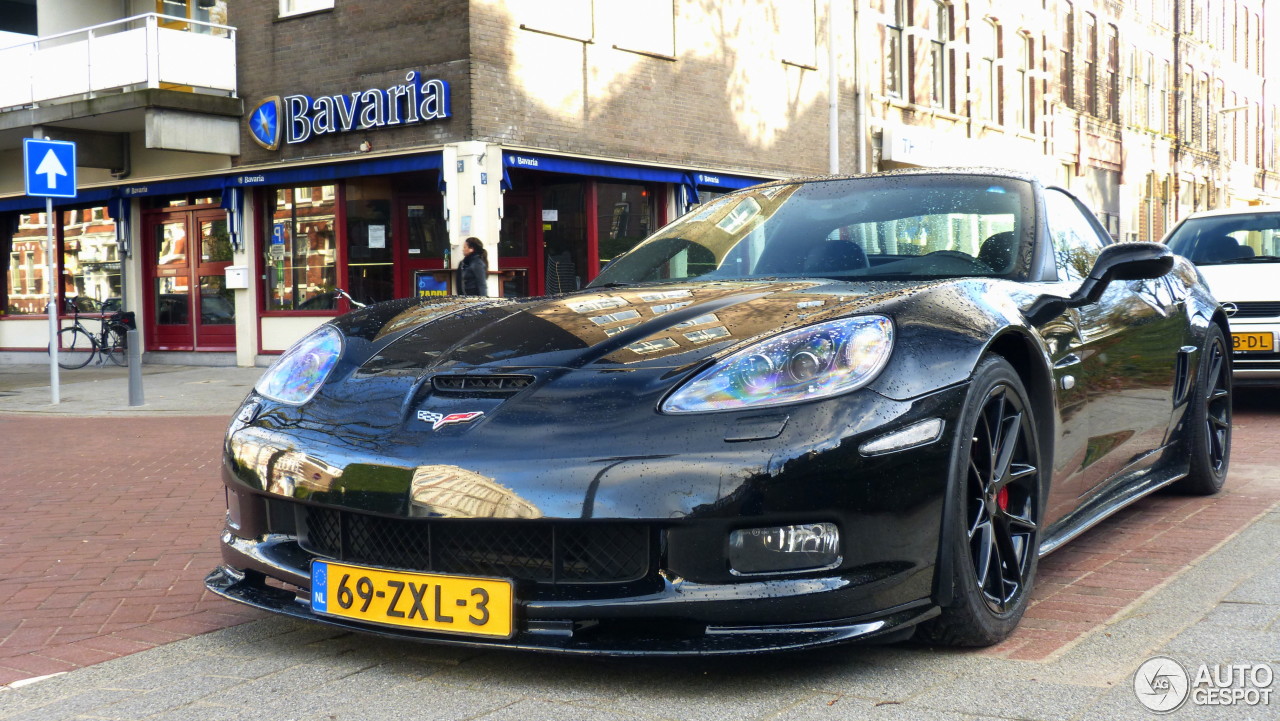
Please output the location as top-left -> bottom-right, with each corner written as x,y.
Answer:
310,560 -> 513,638
1231,332 -> 1274,353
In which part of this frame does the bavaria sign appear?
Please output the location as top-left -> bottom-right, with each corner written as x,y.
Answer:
249,72 -> 451,150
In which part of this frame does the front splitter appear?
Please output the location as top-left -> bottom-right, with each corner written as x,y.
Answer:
205,565 -> 938,657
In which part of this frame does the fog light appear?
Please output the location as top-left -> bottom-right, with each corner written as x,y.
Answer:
728,522 -> 840,574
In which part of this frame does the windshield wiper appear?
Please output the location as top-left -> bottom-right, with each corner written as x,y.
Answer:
1195,256 -> 1280,265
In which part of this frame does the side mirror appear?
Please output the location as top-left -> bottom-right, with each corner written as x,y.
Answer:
1093,242 -> 1175,282
1026,242 -> 1174,324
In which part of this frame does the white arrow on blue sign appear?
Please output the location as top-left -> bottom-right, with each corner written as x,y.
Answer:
23,138 -> 77,199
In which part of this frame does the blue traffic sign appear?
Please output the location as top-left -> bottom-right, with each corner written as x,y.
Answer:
24,138 -> 77,198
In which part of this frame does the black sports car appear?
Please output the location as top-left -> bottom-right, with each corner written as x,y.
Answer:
207,168 -> 1231,655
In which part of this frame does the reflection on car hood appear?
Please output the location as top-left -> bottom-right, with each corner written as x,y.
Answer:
1195,264 -> 1280,304
353,280 -> 931,375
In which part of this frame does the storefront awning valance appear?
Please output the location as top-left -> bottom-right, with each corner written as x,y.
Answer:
223,153 -> 443,189
0,186 -> 118,213
0,153 -> 446,213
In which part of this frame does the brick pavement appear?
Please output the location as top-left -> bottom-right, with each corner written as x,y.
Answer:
0,415 -> 262,686
0,395 -> 1277,687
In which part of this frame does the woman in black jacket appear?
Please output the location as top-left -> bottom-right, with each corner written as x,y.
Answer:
457,236 -> 488,296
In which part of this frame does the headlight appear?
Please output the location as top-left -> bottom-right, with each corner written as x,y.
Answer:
661,316 -> 893,413
254,324 -> 344,405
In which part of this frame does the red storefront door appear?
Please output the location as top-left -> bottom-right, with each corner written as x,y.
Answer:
144,209 -> 235,351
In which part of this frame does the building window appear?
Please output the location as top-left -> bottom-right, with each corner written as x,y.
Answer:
265,185 -> 338,311
607,0 -> 675,58
1104,25 -> 1119,122
1160,60 -> 1171,133
978,19 -> 1001,123
279,0 -> 332,17
1140,52 -> 1154,130
1059,2 -> 1074,108
1081,13 -> 1096,116
1197,72 -> 1210,149
1015,34 -> 1034,133
928,1 -> 950,109
885,0 -> 906,97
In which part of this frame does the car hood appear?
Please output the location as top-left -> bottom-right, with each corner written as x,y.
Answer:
342,279 -> 917,376
1194,263 -> 1280,303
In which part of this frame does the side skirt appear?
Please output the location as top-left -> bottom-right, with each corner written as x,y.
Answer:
1038,444 -> 1189,557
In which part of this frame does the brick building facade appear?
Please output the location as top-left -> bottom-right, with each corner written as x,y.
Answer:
0,0 -> 1276,365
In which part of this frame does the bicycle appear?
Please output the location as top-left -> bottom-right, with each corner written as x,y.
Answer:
51,299 -> 135,370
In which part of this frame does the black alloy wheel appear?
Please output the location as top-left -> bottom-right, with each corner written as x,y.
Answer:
918,356 -> 1042,647
965,379 -> 1041,615
1174,324 -> 1231,495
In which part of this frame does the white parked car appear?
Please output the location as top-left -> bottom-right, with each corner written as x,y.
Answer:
1163,207 -> 1280,386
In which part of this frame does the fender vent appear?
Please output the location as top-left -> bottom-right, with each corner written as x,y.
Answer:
1173,346 -> 1196,405
432,375 -> 534,395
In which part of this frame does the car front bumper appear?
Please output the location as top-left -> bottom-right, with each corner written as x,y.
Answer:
208,382 -> 967,655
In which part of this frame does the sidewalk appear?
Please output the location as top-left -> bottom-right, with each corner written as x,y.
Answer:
0,370 -> 1276,719
0,363 -> 263,416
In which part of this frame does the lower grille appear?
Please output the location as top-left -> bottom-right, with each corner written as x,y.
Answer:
297,506 -> 651,585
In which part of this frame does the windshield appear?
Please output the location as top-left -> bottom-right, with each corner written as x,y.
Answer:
1164,213 -> 1280,265
589,175 -> 1035,287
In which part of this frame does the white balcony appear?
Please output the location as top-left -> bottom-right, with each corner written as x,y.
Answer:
0,13 -> 236,112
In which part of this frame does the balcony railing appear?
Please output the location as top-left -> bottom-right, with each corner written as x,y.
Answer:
0,13 -> 236,112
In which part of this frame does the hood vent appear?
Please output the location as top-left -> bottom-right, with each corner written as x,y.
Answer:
431,374 -> 535,395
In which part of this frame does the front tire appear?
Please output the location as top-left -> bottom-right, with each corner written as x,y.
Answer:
918,356 -> 1043,647
55,327 -> 96,369
1171,324 -> 1231,495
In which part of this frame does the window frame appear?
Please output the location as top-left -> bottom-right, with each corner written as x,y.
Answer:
279,0 -> 333,19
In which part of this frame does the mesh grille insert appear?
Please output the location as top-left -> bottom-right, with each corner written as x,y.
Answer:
298,506 -> 650,585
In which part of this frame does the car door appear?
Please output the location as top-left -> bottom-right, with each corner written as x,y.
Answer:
1042,189 -> 1182,498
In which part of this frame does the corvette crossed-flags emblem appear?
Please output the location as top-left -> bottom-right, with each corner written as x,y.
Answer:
416,410 -> 484,430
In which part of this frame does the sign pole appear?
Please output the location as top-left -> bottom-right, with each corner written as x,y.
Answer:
25,133 -> 76,405
45,195 -> 59,404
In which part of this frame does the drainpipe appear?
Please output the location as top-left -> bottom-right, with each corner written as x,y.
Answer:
828,0 -> 839,174
853,0 -> 868,173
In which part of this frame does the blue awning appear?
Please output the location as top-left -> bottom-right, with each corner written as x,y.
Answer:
0,186 -> 118,213
690,171 -> 763,190
224,153 -> 442,189
503,152 -> 765,213
504,152 -> 689,185
0,153 -> 445,213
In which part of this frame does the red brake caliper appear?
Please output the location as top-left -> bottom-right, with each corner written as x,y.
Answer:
996,487 -> 1009,511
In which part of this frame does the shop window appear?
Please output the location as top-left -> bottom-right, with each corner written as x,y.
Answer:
596,183 -> 656,273
265,185 -> 338,311
2,209 -> 122,317
3,213 -> 49,316
61,207 -> 121,313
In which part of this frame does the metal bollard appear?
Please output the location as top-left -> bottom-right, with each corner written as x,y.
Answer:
127,329 -> 144,406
